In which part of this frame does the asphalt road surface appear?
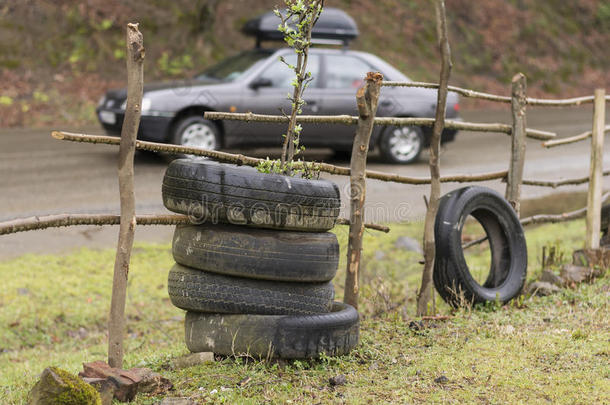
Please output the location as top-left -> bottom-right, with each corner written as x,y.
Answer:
1,107 -> 608,259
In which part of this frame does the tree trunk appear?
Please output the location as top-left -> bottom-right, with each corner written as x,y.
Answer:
416,0 -> 452,316
585,89 -> 606,249
108,23 -> 144,369
506,73 -> 527,216
343,72 -> 383,309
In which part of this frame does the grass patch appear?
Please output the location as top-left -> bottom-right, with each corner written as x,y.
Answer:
0,220 -> 608,403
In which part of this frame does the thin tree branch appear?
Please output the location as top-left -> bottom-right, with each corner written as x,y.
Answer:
542,126 -> 610,148
52,131 -> 509,185
417,0 -> 452,317
204,112 -> 556,140
522,170 -> 610,188
382,81 -> 610,106
108,23 -> 144,369
0,213 -> 388,235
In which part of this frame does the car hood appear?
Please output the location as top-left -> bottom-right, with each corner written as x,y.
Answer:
105,79 -> 220,99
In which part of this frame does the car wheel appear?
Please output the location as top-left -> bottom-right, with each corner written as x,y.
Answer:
172,116 -> 220,151
168,264 -> 335,315
433,186 -> 528,307
172,224 -> 339,282
379,125 -> 424,164
184,301 -> 359,358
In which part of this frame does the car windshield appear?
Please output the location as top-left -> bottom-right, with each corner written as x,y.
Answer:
195,50 -> 274,82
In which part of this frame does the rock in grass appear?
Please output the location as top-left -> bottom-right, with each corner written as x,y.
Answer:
539,269 -> 564,287
28,367 -> 101,405
329,374 -> 347,386
160,398 -> 195,405
527,281 -> 560,296
171,352 -> 214,369
560,264 -> 596,284
434,375 -> 449,384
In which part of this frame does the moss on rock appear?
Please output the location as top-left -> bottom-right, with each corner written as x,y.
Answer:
27,367 -> 101,405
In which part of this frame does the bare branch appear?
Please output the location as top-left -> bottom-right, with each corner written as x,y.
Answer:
542,126 -> 610,148
344,72 -> 383,309
417,0 -> 452,316
522,170 -> 610,188
108,23 -> 144,369
204,112 -> 556,140
520,192 -> 610,226
0,213 -> 388,235
382,81 -> 610,106
52,131 -> 509,185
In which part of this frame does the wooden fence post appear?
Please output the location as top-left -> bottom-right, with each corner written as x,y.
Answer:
343,72 -> 383,309
585,88 -> 606,250
416,0 -> 452,316
506,73 -> 527,217
108,23 -> 144,369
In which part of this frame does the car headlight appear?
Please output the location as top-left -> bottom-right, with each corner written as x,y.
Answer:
120,97 -> 152,113
97,95 -> 106,107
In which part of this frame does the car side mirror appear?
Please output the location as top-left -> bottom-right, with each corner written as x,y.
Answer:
250,77 -> 273,90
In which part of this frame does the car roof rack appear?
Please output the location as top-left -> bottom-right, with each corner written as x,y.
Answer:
242,7 -> 359,48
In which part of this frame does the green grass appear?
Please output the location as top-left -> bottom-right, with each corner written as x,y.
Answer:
0,220 -> 608,404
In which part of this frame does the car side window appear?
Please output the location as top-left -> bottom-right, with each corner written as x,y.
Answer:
325,55 -> 373,89
258,54 -> 320,88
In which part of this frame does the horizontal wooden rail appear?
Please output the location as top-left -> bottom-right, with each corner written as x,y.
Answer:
0,213 -> 390,235
520,192 -> 610,226
52,131 -> 509,185
204,112 -> 556,140
542,126 -> 610,148
382,81 -> 610,107
465,192 -> 610,249
522,170 -> 610,188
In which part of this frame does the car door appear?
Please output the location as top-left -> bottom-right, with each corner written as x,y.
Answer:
240,53 -> 322,147
317,53 -> 377,149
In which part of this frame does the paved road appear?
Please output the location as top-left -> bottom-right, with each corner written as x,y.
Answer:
1,107 -> 608,259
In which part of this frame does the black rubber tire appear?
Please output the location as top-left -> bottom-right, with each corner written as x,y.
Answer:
168,264 -> 335,315
172,224 -> 339,282
433,186 -> 527,306
378,125 -> 424,164
162,159 -> 341,232
184,301 -> 359,359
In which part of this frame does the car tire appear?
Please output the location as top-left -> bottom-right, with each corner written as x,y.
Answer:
378,125 -> 424,164
602,203 -> 609,237
171,116 -> 221,152
168,264 -> 335,315
172,224 -> 339,282
433,186 -> 527,306
162,159 -> 341,232
184,301 -> 359,359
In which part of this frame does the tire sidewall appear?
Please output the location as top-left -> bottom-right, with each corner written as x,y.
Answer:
434,186 -> 527,304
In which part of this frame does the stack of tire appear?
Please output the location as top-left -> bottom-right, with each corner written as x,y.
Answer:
161,159 -> 359,359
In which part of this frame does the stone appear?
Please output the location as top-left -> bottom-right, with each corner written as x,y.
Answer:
160,398 -> 195,405
394,236 -> 423,254
539,269 -> 564,287
560,264 -> 597,284
329,374 -> 347,386
171,352 -> 214,369
28,367 -> 101,405
434,375 -> 449,384
79,361 -> 172,402
572,248 -> 610,269
81,378 -> 114,405
527,281 -> 560,296
129,368 -> 173,395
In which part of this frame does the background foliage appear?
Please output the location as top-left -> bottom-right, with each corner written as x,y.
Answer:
0,0 -> 609,126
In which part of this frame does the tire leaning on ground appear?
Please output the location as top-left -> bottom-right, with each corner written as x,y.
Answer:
433,186 -> 528,306
168,264 -> 335,315
602,203 -> 609,238
184,301 -> 359,358
162,159 -> 341,232
172,224 -> 339,282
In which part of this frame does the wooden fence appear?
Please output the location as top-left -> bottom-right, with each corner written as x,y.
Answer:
0,5 -> 608,367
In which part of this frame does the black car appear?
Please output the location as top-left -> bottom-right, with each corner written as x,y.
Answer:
97,9 -> 460,164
